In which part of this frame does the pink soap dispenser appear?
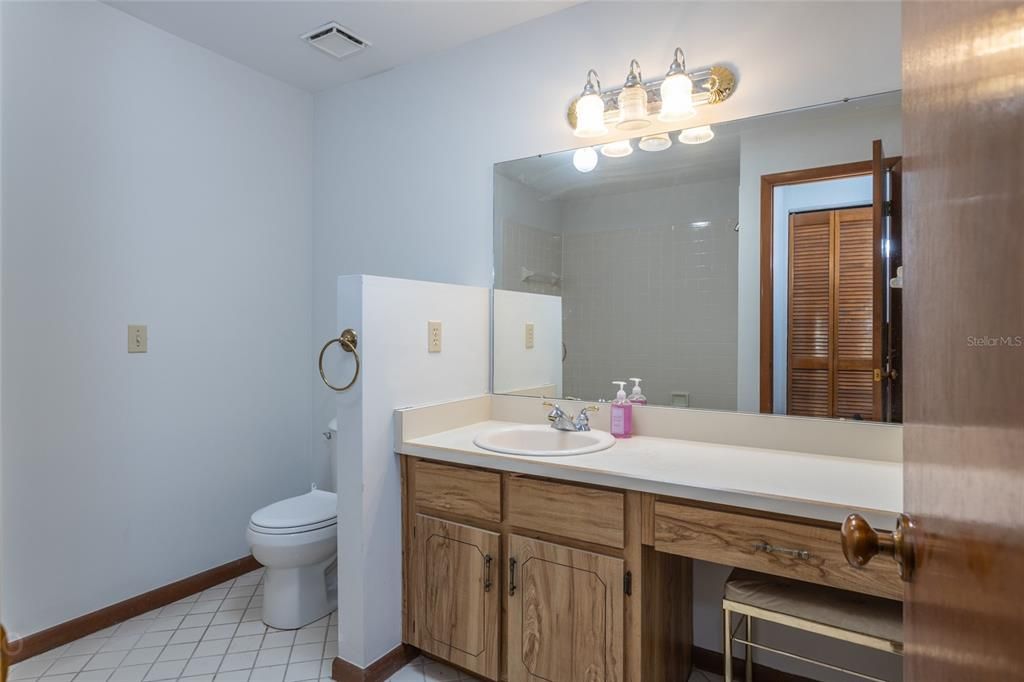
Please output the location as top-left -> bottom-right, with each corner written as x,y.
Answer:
610,381 -> 633,439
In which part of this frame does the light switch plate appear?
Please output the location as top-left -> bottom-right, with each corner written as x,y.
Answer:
428,320 -> 442,353
525,322 -> 535,349
128,325 -> 148,353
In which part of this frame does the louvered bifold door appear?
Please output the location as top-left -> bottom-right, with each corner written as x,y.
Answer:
834,207 -> 880,420
788,210 -> 833,417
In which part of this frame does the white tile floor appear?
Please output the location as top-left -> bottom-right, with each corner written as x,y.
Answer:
9,568 -> 723,682
9,569 -> 337,682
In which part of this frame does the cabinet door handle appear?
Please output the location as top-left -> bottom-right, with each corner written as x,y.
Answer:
753,541 -> 810,560
483,554 -> 493,592
509,558 -> 517,596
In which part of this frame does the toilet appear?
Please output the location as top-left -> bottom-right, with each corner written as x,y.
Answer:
246,488 -> 338,630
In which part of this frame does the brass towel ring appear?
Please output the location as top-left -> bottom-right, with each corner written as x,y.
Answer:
319,329 -> 360,392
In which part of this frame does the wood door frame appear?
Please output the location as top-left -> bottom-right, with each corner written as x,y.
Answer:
758,158 -> 899,414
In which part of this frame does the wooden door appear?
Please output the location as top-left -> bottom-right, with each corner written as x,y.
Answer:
834,206 -> 879,420
788,207 -> 879,419
413,515 -> 500,680
787,210 -> 832,416
885,158 -> 904,423
901,1 -> 1024,679
507,534 -> 624,682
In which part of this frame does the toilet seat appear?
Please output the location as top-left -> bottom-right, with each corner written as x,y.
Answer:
249,518 -> 337,535
250,489 -> 337,535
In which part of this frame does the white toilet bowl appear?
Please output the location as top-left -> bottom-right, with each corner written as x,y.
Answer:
247,489 -> 338,630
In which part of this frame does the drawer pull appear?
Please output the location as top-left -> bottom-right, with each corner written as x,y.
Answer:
754,541 -> 810,560
509,558 -> 518,596
483,554 -> 493,592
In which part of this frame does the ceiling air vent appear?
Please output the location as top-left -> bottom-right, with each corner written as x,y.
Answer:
302,22 -> 369,60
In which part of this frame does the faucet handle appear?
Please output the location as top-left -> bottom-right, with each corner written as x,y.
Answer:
573,405 -> 598,431
543,401 -> 565,422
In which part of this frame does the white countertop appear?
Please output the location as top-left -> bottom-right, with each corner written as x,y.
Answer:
398,420 -> 903,527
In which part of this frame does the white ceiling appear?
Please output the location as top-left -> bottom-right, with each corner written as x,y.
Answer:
107,1 -> 576,92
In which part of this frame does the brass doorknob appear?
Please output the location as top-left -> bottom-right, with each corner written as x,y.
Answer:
840,512 -> 916,582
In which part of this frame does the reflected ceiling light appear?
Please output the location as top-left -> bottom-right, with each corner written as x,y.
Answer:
616,60 -> 651,131
601,139 -> 634,158
659,48 -> 696,122
573,69 -> 608,138
689,220 -> 711,228
639,133 -> 672,152
572,146 -> 599,173
678,124 -> 715,144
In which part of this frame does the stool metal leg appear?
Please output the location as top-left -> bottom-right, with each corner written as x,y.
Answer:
745,614 -> 753,682
724,607 -> 733,682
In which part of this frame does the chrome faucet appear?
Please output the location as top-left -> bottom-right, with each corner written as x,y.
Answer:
543,402 -> 598,432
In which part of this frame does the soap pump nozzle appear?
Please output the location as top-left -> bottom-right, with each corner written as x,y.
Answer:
628,378 -> 647,405
613,381 -> 628,403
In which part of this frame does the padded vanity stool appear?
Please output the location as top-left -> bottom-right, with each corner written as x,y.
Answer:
722,569 -> 903,682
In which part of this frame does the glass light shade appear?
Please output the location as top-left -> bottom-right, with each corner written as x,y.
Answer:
616,85 -> 651,130
659,72 -> 695,122
678,125 -> 715,145
572,147 -> 599,173
574,93 -> 608,138
639,133 -> 672,152
600,139 -> 634,158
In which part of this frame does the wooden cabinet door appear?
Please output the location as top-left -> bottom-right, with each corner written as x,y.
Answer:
413,514 -> 500,680
507,534 -> 624,682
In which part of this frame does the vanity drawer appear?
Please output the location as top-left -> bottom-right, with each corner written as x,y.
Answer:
506,475 -> 625,548
413,460 -> 501,523
653,501 -> 902,600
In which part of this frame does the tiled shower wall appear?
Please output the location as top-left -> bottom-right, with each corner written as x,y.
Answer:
500,221 -> 563,296
495,175 -> 740,409
560,178 -> 740,408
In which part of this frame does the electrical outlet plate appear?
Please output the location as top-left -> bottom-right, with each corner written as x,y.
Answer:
428,320 -> 442,353
128,325 -> 147,353
525,322 -> 535,349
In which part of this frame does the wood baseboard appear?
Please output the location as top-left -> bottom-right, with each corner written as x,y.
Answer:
4,555 -> 260,665
2,625 -> 9,682
693,645 -> 818,682
332,644 -> 419,682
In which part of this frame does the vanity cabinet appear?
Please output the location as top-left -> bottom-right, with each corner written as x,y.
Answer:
401,455 -> 896,681
412,514 -> 501,679
402,457 -> 670,682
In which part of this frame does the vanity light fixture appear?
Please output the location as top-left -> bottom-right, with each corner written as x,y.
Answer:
617,60 -> 651,131
601,139 -> 634,158
573,69 -> 608,138
678,124 -> 715,145
659,48 -> 696,122
573,146 -> 599,172
566,50 -> 735,134
639,133 -> 672,152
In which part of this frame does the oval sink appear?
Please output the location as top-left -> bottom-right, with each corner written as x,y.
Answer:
473,424 -> 615,457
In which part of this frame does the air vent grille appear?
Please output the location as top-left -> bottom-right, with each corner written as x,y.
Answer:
302,22 -> 369,60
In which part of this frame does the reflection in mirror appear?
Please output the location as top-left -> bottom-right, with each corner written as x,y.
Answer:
493,91 -> 902,422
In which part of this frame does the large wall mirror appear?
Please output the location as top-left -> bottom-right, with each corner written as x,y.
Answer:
492,91 -> 904,423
